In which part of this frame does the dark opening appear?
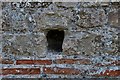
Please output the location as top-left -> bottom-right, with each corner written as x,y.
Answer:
46,30 -> 64,52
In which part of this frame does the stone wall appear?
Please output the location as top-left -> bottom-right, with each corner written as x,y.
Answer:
1,2 -> 120,78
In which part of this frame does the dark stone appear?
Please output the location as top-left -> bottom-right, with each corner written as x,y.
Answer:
46,30 -> 64,52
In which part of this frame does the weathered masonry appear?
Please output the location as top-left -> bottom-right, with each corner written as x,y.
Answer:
1,2 -> 120,78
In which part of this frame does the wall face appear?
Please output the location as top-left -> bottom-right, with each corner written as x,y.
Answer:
1,2 -> 120,78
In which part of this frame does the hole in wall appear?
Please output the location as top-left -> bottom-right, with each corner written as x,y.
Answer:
46,30 -> 64,53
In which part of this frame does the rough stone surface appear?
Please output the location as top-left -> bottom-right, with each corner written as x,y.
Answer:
1,2 -> 120,78
2,34 -> 47,57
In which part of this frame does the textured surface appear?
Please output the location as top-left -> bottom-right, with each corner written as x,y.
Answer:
1,2 -> 120,78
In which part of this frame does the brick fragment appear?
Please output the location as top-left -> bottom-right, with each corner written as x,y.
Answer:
55,59 -> 91,64
95,70 -> 120,77
111,60 -> 120,66
2,68 -> 40,75
0,55 -> 2,63
1,59 -> 14,64
43,67 -> 80,75
16,60 -> 52,65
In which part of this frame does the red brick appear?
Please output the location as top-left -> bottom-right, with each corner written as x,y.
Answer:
95,60 -> 120,67
16,60 -> 52,65
1,59 -> 14,64
95,70 -> 120,77
43,67 -> 80,75
55,59 -> 91,64
55,59 -> 77,64
2,68 -> 40,75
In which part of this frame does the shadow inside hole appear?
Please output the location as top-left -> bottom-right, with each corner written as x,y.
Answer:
46,30 -> 64,53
